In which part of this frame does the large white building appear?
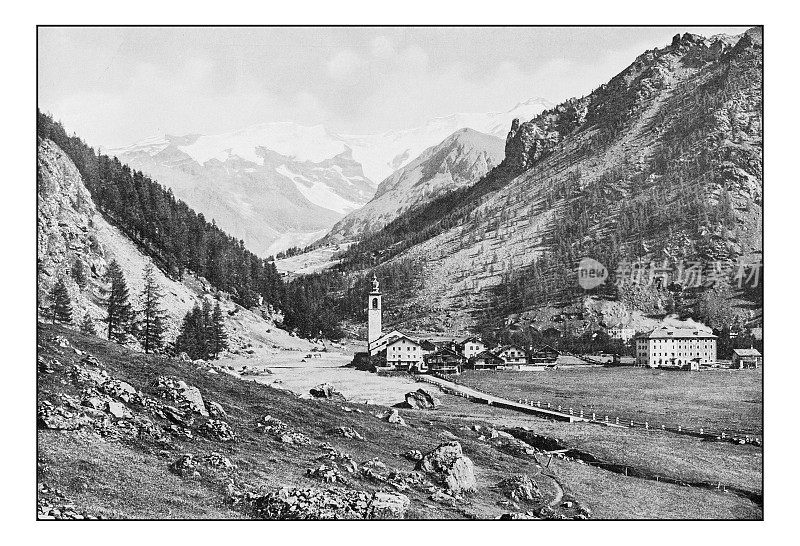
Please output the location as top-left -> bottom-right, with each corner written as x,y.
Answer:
635,326 -> 717,368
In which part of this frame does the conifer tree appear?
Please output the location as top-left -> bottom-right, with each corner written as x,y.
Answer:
137,264 -> 167,354
49,278 -> 73,324
105,260 -> 132,342
175,303 -> 207,360
80,312 -> 97,336
209,302 -> 228,359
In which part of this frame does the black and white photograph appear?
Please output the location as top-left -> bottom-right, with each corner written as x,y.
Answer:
13,2 -> 791,533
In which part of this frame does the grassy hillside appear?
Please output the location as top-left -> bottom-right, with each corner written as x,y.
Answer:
37,323 -> 760,519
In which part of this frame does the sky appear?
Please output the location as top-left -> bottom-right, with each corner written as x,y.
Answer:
38,26 -> 749,149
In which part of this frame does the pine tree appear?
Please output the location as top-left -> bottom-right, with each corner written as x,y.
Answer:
137,264 -> 167,354
209,302 -> 228,359
71,259 -> 88,289
105,260 -> 132,342
80,312 -> 97,336
175,303 -> 207,360
49,278 -> 73,324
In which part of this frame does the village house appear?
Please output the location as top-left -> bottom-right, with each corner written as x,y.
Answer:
528,344 -> 559,364
732,348 -> 762,369
385,334 -> 424,371
425,347 -> 466,375
467,350 -> 504,370
635,325 -> 717,369
458,337 -> 486,359
493,344 -> 529,366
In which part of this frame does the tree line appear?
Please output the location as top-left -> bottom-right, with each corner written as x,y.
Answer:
44,260 -> 228,359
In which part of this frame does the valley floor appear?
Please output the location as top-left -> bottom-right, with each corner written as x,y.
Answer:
36,324 -> 762,520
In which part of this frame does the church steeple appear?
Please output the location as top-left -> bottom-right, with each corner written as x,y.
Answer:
367,274 -> 382,351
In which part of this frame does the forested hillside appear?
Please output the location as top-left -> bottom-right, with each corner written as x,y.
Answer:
38,111 -> 285,311
329,29 -> 763,334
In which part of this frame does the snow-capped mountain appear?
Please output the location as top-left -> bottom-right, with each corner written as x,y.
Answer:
324,128 -> 506,243
109,98 -> 552,255
340,97 -> 553,182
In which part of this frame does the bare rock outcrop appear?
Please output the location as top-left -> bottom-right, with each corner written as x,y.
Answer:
416,441 -> 477,494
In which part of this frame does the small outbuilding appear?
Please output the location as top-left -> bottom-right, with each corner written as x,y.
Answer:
732,348 -> 762,369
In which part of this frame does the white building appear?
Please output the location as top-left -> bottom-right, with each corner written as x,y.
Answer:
608,325 -> 636,343
459,337 -> 486,359
635,326 -> 717,368
386,334 -> 425,371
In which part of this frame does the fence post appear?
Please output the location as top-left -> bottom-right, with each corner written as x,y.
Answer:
580,409 -> 584,418
615,417 -> 620,425
645,422 -> 649,430
604,415 -> 609,424
592,412 -> 596,421
569,408 -> 574,415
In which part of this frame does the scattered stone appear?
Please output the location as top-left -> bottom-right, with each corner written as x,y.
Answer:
201,452 -> 236,470
169,454 -> 201,478
100,379 -> 138,404
307,462 -> 349,484
229,486 -> 409,520
151,376 -> 208,416
416,441 -> 477,494
200,419 -> 236,442
404,388 -> 441,410
333,426 -> 364,441
402,449 -> 423,462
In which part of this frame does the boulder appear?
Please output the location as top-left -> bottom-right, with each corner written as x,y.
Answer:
416,441 -> 477,494
107,401 -> 132,419
367,492 -> 411,519
404,388 -> 441,410
207,401 -> 227,420
381,409 -> 406,426
180,385 -> 209,417
310,383 -> 345,401
496,475 -> 540,503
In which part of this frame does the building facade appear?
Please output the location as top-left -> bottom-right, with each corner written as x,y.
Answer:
459,337 -> 486,360
732,348 -> 762,369
386,335 -> 424,370
635,326 -> 717,368
494,345 -> 529,366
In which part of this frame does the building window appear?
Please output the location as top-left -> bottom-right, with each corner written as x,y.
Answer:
372,298 -> 378,309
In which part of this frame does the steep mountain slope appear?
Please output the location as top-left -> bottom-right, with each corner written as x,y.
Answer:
340,29 -> 763,334
110,99 -> 552,255
325,129 -> 505,242
37,138 -> 312,353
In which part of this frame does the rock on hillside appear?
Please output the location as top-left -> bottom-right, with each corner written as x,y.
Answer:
37,138 -> 312,353
324,128 -> 505,242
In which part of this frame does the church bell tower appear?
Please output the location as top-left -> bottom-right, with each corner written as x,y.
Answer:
367,274 -> 382,350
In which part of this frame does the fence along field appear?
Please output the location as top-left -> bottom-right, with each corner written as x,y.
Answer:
454,366 -> 763,439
